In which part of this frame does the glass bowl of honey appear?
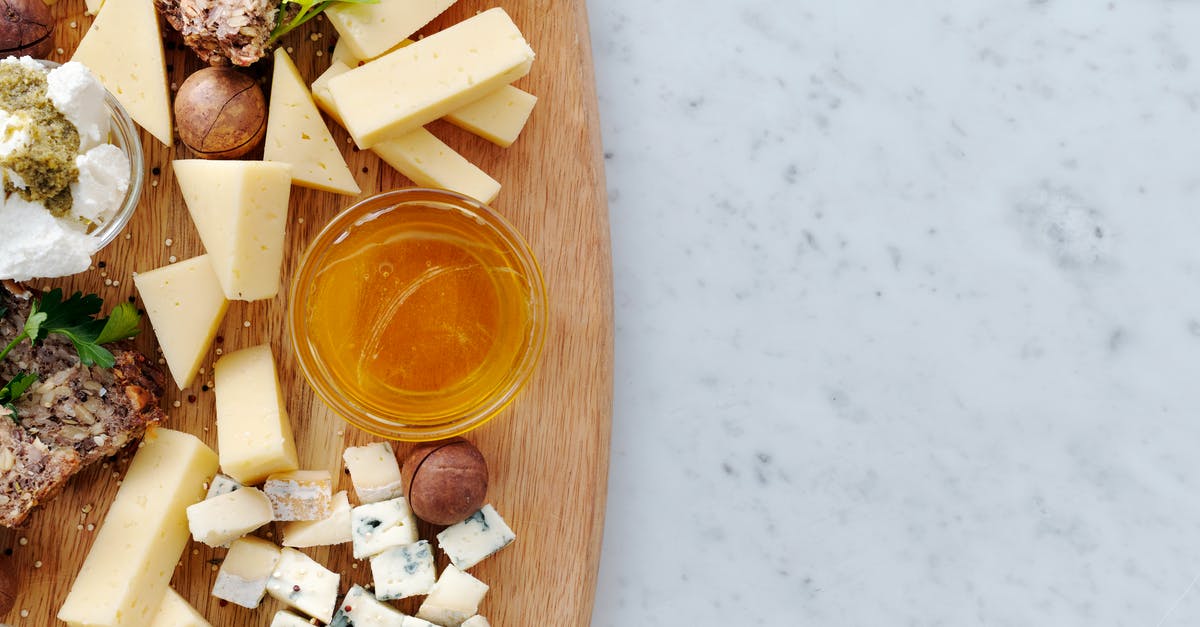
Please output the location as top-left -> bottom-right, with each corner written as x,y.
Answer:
289,188 -> 548,441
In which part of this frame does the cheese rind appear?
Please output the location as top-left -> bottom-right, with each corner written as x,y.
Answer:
444,85 -> 537,148
172,159 -> 292,301
415,565 -> 489,627
72,0 -> 172,145
351,496 -> 419,559
264,469 -> 334,521
343,442 -> 404,504
134,255 -> 228,389
282,490 -> 352,547
57,429 -> 218,627
436,504 -> 516,570
186,486 -> 274,547
214,344 -> 300,484
265,48 -> 360,195
326,0 -> 454,60
150,588 -> 211,627
372,540 -> 436,600
212,536 -> 282,609
266,548 -> 341,624
329,585 -> 407,627
372,129 -> 500,204
329,8 -> 535,147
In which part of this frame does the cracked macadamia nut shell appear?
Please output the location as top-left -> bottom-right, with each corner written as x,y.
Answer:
402,438 -> 489,525
174,66 -> 266,159
0,0 -> 52,60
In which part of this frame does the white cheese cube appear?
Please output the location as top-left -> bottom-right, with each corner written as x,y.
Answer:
371,540 -> 436,601
460,617 -> 490,627
282,490 -> 352,548
343,442 -> 404,504
351,497 -> 419,559
150,588 -> 211,627
270,611 -> 315,627
415,565 -> 489,627
266,548 -> 341,623
405,617 -> 439,627
264,470 -> 334,521
435,504 -> 515,570
212,536 -> 281,609
329,584 -> 407,627
205,473 -> 243,500
186,486 -> 274,547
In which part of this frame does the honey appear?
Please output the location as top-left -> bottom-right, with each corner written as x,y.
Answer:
292,189 -> 546,439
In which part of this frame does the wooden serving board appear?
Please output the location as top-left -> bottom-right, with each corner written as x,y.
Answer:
0,1 -> 612,625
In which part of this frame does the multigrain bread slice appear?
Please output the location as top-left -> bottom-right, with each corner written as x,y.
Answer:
0,283 -> 167,527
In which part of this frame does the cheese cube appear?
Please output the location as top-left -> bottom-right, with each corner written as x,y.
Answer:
265,48 -> 360,195
460,617 -> 490,627
351,497 -> 419,559
266,548 -> 341,624
444,85 -> 537,148
134,255 -> 228,389
436,504 -> 516,570
282,490 -> 352,547
371,540 -> 436,601
72,0 -> 172,145
343,442 -> 404,504
214,345 -> 300,484
326,0 -> 454,60
407,618 -> 439,627
172,160 -> 292,301
329,8 -> 535,148
150,588 -> 211,627
271,611 -> 315,627
330,585 -> 407,627
415,565 -> 488,627
205,473 -> 243,500
58,429 -> 218,627
264,470 -> 333,521
186,486 -> 274,547
372,129 -> 501,204
212,536 -> 281,609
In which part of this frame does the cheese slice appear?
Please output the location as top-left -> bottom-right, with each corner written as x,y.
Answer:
150,588 -> 211,627
214,344 -> 300,484
72,0 -> 171,145
186,486 -> 275,547
444,85 -> 537,148
329,8 -> 535,148
134,255 -> 228,390
265,48 -> 359,195
173,160 -> 292,301
310,61 -> 353,127
372,128 -> 500,204
213,536 -> 282,609
58,429 -> 218,627
415,565 -> 489,627
326,0 -> 455,61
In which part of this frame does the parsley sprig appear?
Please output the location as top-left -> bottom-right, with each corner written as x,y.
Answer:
270,0 -> 379,42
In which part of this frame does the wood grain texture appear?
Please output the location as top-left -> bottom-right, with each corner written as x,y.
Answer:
0,0 -> 612,624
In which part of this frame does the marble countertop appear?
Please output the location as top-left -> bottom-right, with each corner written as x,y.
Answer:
587,1 -> 1200,624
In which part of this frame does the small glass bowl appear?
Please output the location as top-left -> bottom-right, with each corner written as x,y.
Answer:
289,188 -> 548,441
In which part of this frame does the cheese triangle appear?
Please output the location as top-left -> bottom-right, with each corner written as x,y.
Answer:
173,160 -> 292,301
265,49 -> 360,196
134,255 -> 229,390
72,0 -> 172,146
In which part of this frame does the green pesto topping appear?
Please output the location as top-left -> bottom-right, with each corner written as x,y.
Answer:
0,62 -> 79,216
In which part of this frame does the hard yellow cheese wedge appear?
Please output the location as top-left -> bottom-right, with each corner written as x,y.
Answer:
173,160 -> 292,301
329,8 -> 535,148
72,0 -> 172,145
58,429 -> 218,627
133,254 -> 228,390
444,85 -> 538,148
265,48 -> 360,195
150,589 -> 212,627
326,0 -> 456,61
214,345 -> 300,485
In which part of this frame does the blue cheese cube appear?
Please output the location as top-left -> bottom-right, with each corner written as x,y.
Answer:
351,496 -> 419,559
415,565 -> 489,627
435,504 -> 515,570
329,584 -> 407,627
270,610 -> 315,627
460,617 -> 490,627
205,473 -> 243,500
212,536 -> 281,609
266,547 -> 341,623
371,540 -> 436,600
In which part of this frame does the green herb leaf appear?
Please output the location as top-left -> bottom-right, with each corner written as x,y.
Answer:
0,372 -> 38,421
95,302 -> 142,345
12,289 -> 143,369
270,0 -> 379,42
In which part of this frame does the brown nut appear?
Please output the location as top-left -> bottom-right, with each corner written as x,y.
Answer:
402,438 -> 488,525
0,557 -> 15,616
0,0 -> 52,60
174,67 -> 266,159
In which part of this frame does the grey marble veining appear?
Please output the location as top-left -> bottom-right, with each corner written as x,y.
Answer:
588,0 -> 1200,625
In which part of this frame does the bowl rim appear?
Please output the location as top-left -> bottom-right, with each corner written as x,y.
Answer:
288,187 -> 549,442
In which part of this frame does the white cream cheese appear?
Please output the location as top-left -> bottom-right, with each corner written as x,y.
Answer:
71,144 -> 130,224
46,61 -> 110,151
0,195 -> 93,281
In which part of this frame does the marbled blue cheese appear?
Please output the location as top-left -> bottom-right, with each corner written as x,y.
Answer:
212,536 -> 281,609
266,547 -> 341,623
460,616 -> 491,627
270,610 -> 315,627
415,565 -> 488,627
329,584 -> 407,627
435,504 -> 515,570
371,540 -> 436,601
351,496 -> 419,559
205,473 -> 242,500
